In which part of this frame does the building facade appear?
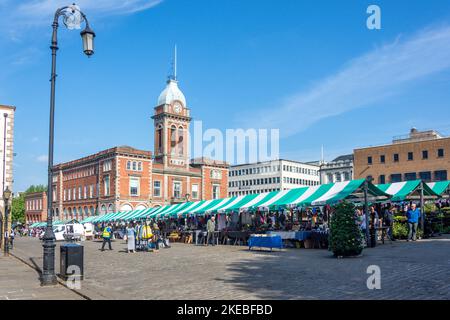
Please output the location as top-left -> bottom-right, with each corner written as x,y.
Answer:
228,159 -> 320,197
0,104 -> 15,244
25,192 -> 47,224
320,154 -> 354,184
47,76 -> 229,221
354,128 -> 450,184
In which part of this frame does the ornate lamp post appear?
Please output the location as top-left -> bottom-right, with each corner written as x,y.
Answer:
3,186 -> 12,256
42,3 -> 95,286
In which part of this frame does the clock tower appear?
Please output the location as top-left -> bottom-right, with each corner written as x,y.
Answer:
152,76 -> 191,170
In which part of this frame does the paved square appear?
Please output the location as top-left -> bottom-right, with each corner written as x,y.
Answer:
7,236 -> 450,300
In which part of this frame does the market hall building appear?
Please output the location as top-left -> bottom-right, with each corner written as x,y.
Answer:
354,128 -> 450,184
40,76 -> 229,222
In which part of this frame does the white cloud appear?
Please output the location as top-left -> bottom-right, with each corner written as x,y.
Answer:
36,154 -> 48,163
249,24 -> 450,138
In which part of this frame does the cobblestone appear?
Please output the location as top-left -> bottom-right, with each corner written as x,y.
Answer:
9,236 -> 450,300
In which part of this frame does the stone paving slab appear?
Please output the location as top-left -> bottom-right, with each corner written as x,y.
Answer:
0,255 -> 82,300
10,236 -> 450,300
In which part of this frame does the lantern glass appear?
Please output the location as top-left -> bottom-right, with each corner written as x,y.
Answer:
81,29 -> 95,56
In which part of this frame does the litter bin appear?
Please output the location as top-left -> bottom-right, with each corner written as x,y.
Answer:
60,243 -> 84,281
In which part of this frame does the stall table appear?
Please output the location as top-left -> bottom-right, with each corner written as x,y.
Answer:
248,235 -> 283,251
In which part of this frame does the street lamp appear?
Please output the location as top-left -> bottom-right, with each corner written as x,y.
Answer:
3,186 -> 12,256
41,3 -> 95,286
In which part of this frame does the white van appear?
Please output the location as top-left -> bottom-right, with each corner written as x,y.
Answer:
53,225 -> 67,241
83,223 -> 95,240
64,222 -> 85,241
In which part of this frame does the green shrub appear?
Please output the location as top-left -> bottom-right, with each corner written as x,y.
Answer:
329,202 -> 363,257
393,221 -> 424,239
424,203 -> 437,214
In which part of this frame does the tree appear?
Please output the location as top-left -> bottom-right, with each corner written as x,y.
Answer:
11,194 -> 25,224
25,185 -> 47,193
329,201 -> 364,257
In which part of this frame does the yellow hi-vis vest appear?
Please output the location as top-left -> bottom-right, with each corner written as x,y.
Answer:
102,227 -> 111,238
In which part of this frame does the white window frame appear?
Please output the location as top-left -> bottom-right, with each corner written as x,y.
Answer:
191,184 -> 199,199
129,176 -> 140,197
173,181 -> 182,199
153,180 -> 161,197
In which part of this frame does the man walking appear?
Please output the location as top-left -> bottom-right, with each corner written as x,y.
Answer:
406,203 -> 421,241
206,216 -> 216,246
101,223 -> 113,251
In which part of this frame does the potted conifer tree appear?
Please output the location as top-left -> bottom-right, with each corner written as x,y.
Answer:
329,201 -> 364,257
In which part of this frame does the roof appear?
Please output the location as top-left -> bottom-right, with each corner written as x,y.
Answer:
332,154 -> 354,162
157,79 -> 186,107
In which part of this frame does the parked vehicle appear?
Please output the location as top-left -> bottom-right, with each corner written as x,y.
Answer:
83,223 -> 95,240
64,222 -> 85,242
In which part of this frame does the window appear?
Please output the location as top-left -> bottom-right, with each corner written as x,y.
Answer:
380,155 -> 385,163
104,175 -> 110,196
173,181 -> 181,199
438,148 -> 444,158
368,156 -> 372,165
192,184 -> 199,199
63,189 -> 66,201
153,181 -> 161,197
68,189 -> 71,201
419,171 -> 431,182
393,154 -> 399,162
89,185 -> 94,198
130,177 -> 140,196
138,162 -> 142,171
73,188 -> 76,200
422,150 -> 428,160
378,175 -> 386,184
404,172 -> 417,181
170,126 -> 177,155
127,161 -> 131,170
212,185 -> 220,199
390,174 -> 402,183
178,127 -> 184,156
408,152 -> 413,161
132,161 -> 137,171
84,186 -> 87,199
344,172 -> 350,181
78,187 -> 82,200
434,170 -> 447,181
103,160 -> 112,172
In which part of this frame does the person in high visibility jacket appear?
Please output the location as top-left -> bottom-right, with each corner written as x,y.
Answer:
101,224 -> 113,251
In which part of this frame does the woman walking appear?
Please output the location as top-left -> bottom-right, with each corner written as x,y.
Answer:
126,222 -> 136,253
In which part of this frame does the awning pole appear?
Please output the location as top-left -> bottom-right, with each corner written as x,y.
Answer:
364,179 -> 370,244
420,181 -> 425,233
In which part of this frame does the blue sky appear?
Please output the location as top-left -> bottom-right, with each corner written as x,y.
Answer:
1,0 -> 450,191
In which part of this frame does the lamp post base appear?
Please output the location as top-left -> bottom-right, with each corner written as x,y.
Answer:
41,229 -> 57,286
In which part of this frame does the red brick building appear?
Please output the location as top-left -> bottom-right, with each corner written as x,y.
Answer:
25,192 -> 47,224
41,76 -> 229,221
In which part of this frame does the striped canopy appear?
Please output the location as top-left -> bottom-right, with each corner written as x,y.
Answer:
377,180 -> 438,202
426,181 -> 450,196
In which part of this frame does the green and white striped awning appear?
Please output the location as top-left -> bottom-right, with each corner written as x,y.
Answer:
377,180 -> 438,202
426,181 -> 450,196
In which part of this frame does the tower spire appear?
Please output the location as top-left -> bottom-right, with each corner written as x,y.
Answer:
174,44 -> 177,81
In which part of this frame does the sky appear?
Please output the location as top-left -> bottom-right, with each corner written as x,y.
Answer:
1,0 -> 450,191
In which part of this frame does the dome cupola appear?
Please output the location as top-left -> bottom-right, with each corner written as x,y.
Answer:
157,79 -> 186,107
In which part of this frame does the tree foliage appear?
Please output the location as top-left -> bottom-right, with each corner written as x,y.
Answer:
329,201 -> 364,257
25,185 -> 47,193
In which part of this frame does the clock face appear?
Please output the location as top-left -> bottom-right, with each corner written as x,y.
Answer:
173,102 -> 182,114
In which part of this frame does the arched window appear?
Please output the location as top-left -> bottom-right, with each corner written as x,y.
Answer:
178,126 -> 184,156
72,207 -> 77,220
170,125 -> 177,155
156,124 -> 163,154
101,205 -> 107,214
108,204 -> 114,213
68,208 -> 72,219
84,206 -> 89,217
89,206 -> 95,216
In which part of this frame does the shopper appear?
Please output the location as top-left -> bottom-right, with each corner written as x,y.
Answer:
126,223 -> 136,253
406,203 -> 421,241
206,216 -> 216,246
101,223 -> 113,251
10,229 -> 15,249
384,206 -> 395,241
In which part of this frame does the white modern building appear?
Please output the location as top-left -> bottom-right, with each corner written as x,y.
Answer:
319,154 -> 354,184
228,159 -> 320,197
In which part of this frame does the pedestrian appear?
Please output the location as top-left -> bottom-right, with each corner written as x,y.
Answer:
10,229 -> 15,249
384,205 -> 396,241
101,223 -> 113,251
406,203 -> 421,241
206,216 -> 216,246
126,223 -> 136,253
